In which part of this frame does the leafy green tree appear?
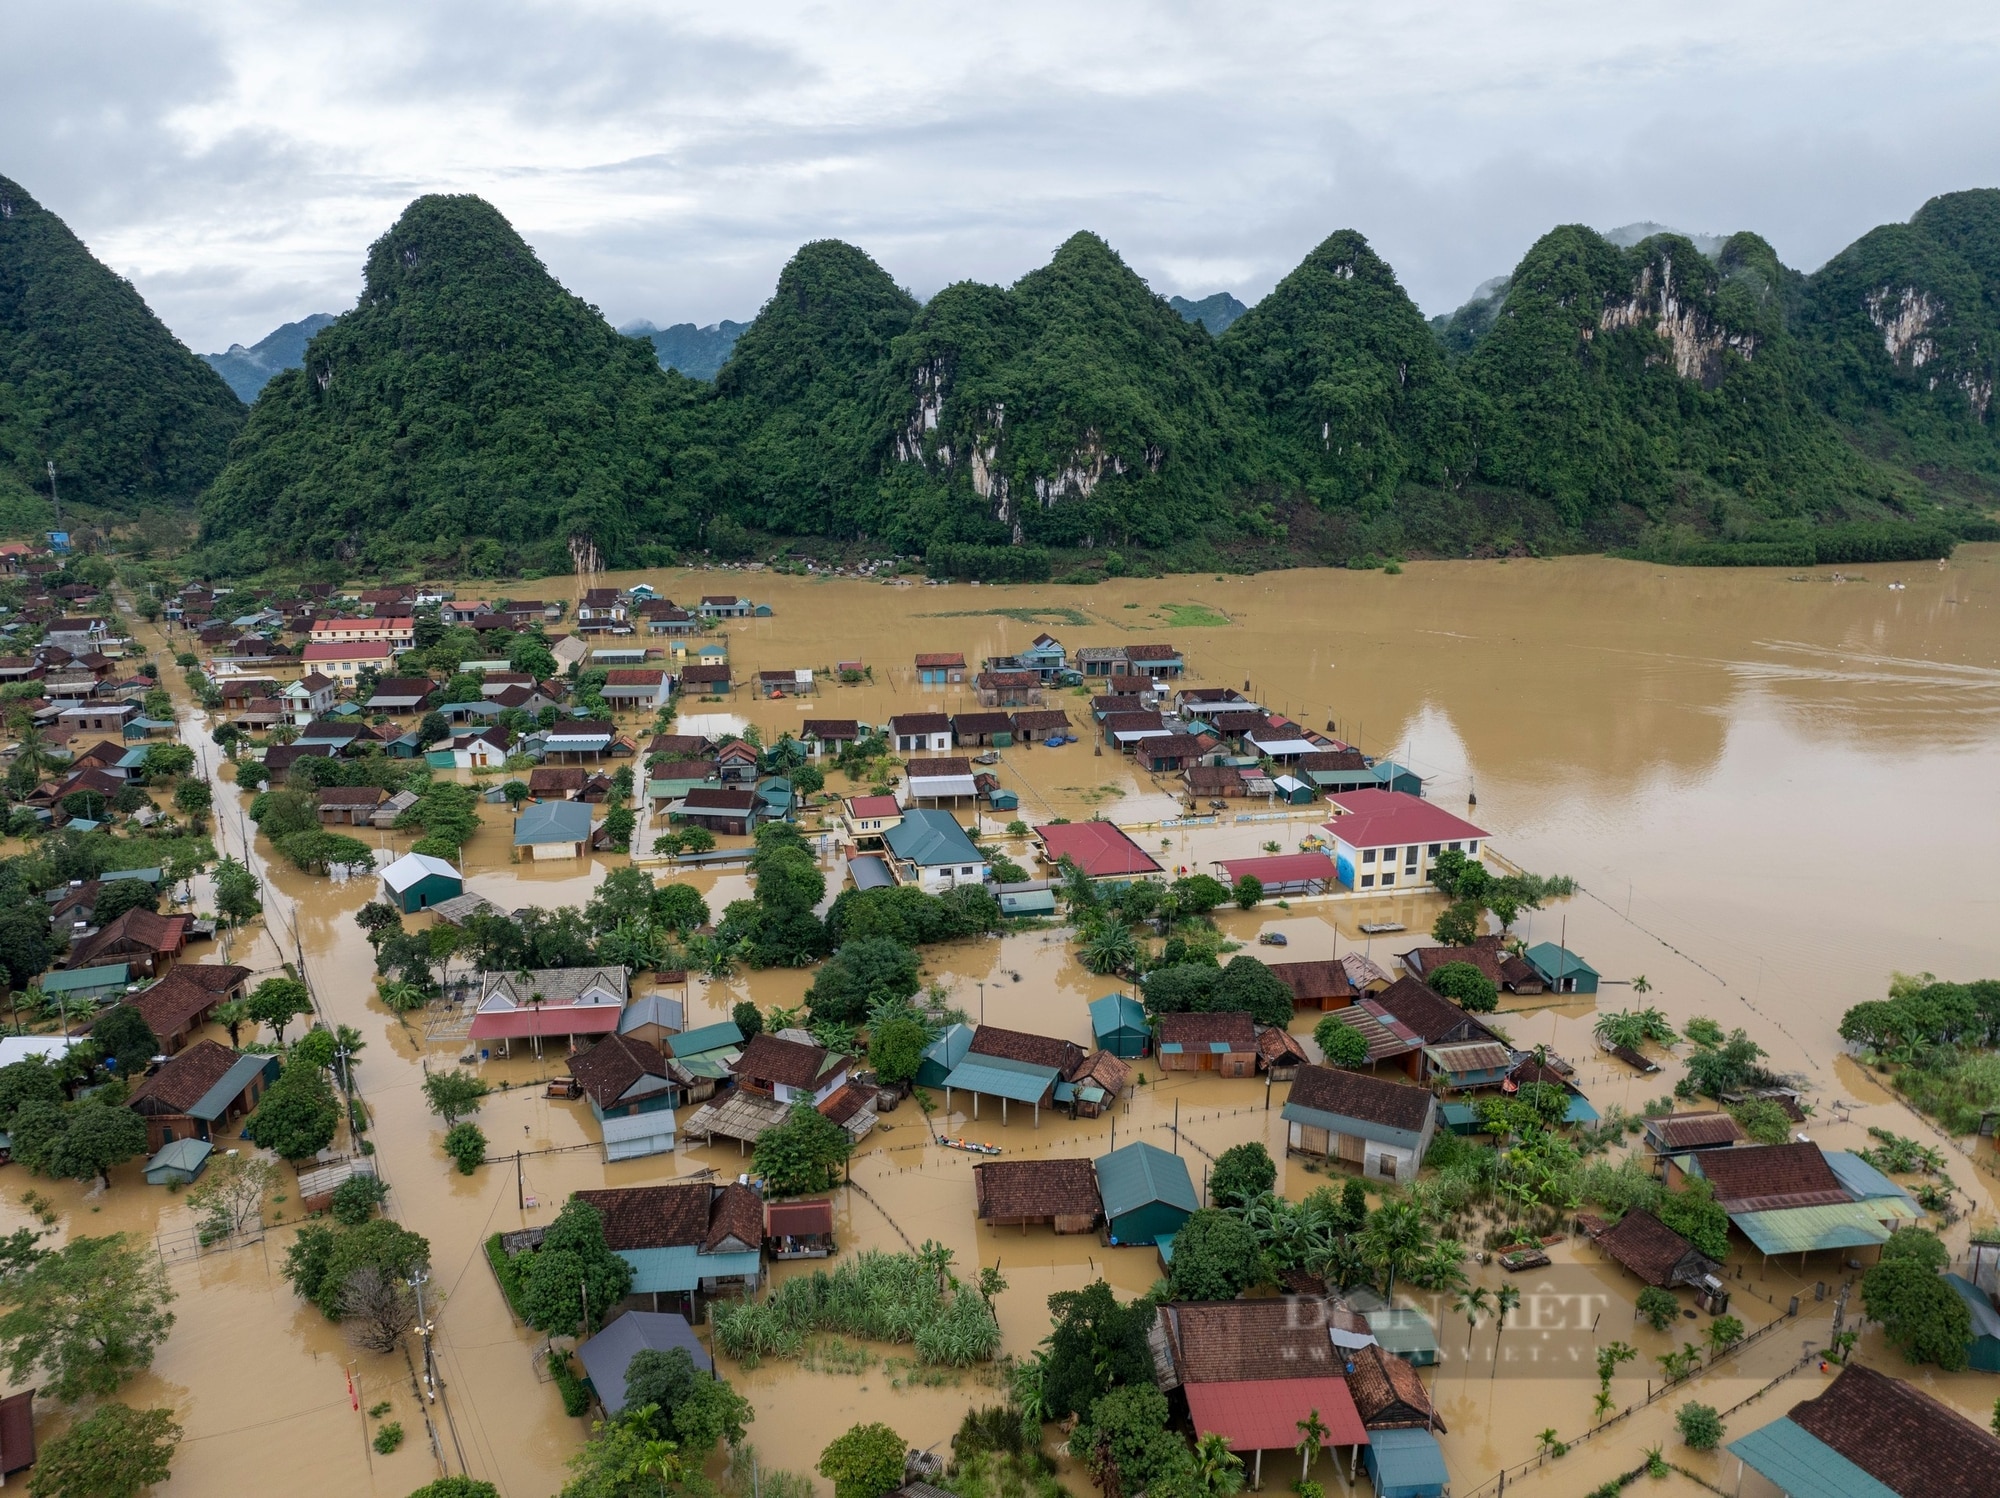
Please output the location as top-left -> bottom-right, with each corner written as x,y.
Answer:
1676,1402 -> 1723,1451
1358,1198 -> 1433,1298
276,829 -> 377,874
50,1101 -> 149,1188
1232,874 -> 1263,909
1043,1280 -> 1155,1420
753,1101 -> 854,1195
519,1198 -> 634,1335
443,1122 -> 487,1175
869,1015 -> 932,1087
1212,955 -> 1296,1026
0,1234 -> 176,1400
1168,1209 -> 1262,1301
90,1004 -> 160,1079
247,976 -> 313,1043
1861,1234 -> 1969,1370
817,1422 -> 906,1498
1208,1142 -> 1276,1209
250,788 -> 318,840
422,1068 -> 490,1124
406,1481 -> 500,1498
0,1057 -> 62,1127
91,879 -> 159,925
1428,961 -> 1498,1013
1071,1385 -> 1193,1498
1313,1014 -> 1370,1068
653,883 -> 709,933
1636,1286 -> 1679,1331
172,780 -> 212,819
1654,1181 -> 1731,1263
26,1401 -> 182,1498
622,1348 -> 753,1452
1080,921 -> 1140,976
141,743 -> 195,779
1727,1098 -> 1793,1145
330,1172 -> 390,1226
730,1001 -> 765,1039
806,938 -> 922,1025
1169,873 -> 1230,914
244,1061 -> 340,1159
214,856 -> 262,924
1430,902 -> 1482,947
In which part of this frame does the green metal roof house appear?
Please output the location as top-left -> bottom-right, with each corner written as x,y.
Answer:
144,1137 -> 213,1186
1095,1141 -> 1197,1247
1524,942 -> 1599,995
1088,995 -> 1151,1059
915,1023 -> 974,1089
36,963 -> 131,1004
379,851 -> 464,914
1000,888 -> 1056,918
1946,1273 -> 2000,1372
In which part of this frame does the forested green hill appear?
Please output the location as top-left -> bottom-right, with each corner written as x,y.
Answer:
0,177 -> 1973,575
0,175 -> 244,531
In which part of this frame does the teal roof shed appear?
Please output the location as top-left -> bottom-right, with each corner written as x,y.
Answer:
1095,1141 -> 1197,1246
1088,995 -> 1151,1059
1524,942 -> 1599,995
1946,1273 -> 2000,1372
915,1023 -> 974,1089
144,1137 -> 213,1185
1362,1429 -> 1448,1498
1726,1418 -> 1899,1498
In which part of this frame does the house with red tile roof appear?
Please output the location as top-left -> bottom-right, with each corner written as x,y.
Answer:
1034,821 -> 1164,882
1319,790 -> 1488,892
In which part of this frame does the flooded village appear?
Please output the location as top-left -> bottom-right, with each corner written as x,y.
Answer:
0,547 -> 1997,1498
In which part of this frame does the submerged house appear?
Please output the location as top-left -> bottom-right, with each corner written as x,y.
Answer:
468,965 -> 628,1056
1282,1064 -> 1438,1183
574,1182 -> 766,1316
567,1033 -> 682,1161
126,1040 -> 281,1151
1157,1011 -> 1259,1077
1096,1140 -> 1198,1247
128,962 -> 250,1054
940,1024 -> 1086,1127
974,1158 -> 1104,1235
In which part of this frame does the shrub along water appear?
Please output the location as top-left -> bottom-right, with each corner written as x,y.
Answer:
709,1250 -> 1000,1367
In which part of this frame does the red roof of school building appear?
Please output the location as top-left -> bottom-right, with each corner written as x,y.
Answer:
1035,821 -> 1163,878
846,795 -> 900,819
1216,853 -> 1337,886
1320,789 -> 1486,849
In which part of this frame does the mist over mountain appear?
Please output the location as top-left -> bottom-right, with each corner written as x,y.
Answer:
1170,293 -> 1249,333
202,314 -> 340,401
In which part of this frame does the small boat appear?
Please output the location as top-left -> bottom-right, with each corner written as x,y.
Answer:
973,751 -> 1001,765
1258,931 -> 1289,946
939,1138 -> 1003,1156
1359,921 -> 1405,934
1499,1248 -> 1552,1273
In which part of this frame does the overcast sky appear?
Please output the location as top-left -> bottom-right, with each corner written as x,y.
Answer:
12,0 -> 2000,353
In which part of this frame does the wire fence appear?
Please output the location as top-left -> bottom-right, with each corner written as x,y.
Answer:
153,1216 -> 265,1264
1453,1309 -> 1821,1498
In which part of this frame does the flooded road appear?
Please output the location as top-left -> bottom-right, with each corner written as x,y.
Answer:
27,549 -> 2000,1496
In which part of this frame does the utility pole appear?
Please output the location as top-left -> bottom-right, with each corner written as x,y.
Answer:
45,461 -> 59,539
410,1271 -> 437,1401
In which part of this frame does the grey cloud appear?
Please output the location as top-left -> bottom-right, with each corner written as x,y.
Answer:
13,2 -> 2000,350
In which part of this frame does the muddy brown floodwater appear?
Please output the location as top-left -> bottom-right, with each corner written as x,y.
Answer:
15,551 -> 1997,1498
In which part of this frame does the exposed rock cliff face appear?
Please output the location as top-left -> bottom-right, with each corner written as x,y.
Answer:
1599,252 -> 1758,388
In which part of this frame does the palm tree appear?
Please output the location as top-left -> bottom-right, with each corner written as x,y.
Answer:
1080,921 -> 1139,976
1358,1200 -> 1431,1299
214,999 -> 251,1047
629,1436 -> 681,1498
1293,1408 -> 1329,1487
1492,1284 -> 1521,1378
1192,1432 -> 1243,1498
1592,1388 -> 1615,1423
1454,1286 -> 1490,1355
1632,974 -> 1651,996
1011,1350 -> 1051,1434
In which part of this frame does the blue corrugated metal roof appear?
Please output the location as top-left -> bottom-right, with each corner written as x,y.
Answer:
1366,1428 -> 1449,1495
1727,1418 -> 1898,1498
515,799 -> 593,845
190,1053 -> 277,1122
1823,1150 -> 1921,1218
942,1055 -> 1059,1104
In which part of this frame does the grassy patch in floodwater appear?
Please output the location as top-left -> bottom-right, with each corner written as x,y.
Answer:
1887,1049 -> 2000,1134
1059,784 -> 1128,806
1154,602 -> 1231,628
918,606 -> 1096,626
800,1337 -> 876,1376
